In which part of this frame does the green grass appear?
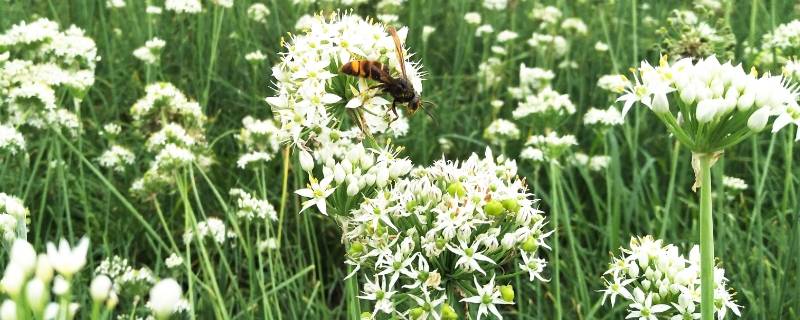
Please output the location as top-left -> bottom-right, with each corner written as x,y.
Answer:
1,0 -> 798,319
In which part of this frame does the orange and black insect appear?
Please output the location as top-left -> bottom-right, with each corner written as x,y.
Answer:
340,27 -> 430,119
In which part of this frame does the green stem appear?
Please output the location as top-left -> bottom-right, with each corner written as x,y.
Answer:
548,162 -> 562,320
698,154 -> 715,320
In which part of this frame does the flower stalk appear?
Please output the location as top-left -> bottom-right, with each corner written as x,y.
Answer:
698,153 -> 714,320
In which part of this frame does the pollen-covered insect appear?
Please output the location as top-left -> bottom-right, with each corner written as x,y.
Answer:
340,27 -> 433,120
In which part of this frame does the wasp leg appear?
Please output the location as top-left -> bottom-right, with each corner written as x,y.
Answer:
387,101 -> 399,125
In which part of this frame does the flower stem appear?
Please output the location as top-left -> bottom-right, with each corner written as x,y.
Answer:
548,162 -> 562,320
698,154 -> 715,320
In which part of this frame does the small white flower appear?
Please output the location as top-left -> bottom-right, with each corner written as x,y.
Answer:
149,278 -> 183,319
295,177 -> 336,215
46,237 -> 89,277
460,275 -> 512,320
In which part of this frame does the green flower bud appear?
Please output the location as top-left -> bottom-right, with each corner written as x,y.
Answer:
349,242 -> 364,255
406,199 -> 418,212
446,182 -> 466,197
501,199 -> 521,213
500,285 -> 515,302
484,200 -> 505,217
521,236 -> 538,252
409,307 -> 425,319
435,238 -> 446,250
441,304 -> 458,320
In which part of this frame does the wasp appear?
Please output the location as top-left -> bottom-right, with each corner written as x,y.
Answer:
340,27 -> 433,120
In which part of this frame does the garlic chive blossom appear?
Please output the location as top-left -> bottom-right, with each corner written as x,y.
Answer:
618,55 -> 800,152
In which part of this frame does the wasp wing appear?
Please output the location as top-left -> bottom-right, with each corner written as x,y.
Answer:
388,27 -> 408,80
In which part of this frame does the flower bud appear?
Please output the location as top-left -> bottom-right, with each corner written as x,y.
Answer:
376,168 -> 390,188
696,99 -> 717,123
441,304 -> 458,320
0,300 -> 16,320
484,200 -> 505,217
299,150 -> 314,173
500,285 -> 515,302
1,264 -> 25,299
346,181 -> 360,196
25,278 -> 48,314
651,92 -> 670,114
90,275 -> 112,303
680,85 -> 696,105
10,239 -> 37,276
333,165 -> 346,184
747,107 -> 771,132
409,307 -> 424,319
446,182 -> 466,197
35,254 -> 53,283
521,236 -> 538,252
52,276 -> 69,296
149,278 -> 183,320
501,199 -> 520,214
106,290 -> 119,309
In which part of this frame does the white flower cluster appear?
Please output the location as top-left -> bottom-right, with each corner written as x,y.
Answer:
483,119 -> 520,146
247,3 -> 271,23
266,13 -> 420,146
183,217 -> 236,245
530,6 -> 562,28
129,82 -> 211,194
0,193 -> 28,243
583,106 -> 624,127
0,237 -> 122,319
343,149 -> 551,318
244,50 -> 267,63
753,19 -> 800,66
512,87 -> 576,120
295,127 -> 413,215
601,236 -> 741,320
618,56 -> 800,149
0,124 -> 26,156
0,18 -> 99,134
722,176 -> 748,191
482,0 -> 507,10
477,57 -> 503,92
507,63 -> 554,98
132,37 -> 166,65
165,0 -> 202,14
95,256 -> 156,293
235,116 -> 282,169
521,132 -> 577,164
597,74 -> 630,94
568,153 -> 610,172
97,145 -> 136,172
229,188 -> 277,221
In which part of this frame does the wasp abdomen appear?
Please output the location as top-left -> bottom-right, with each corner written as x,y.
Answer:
341,60 -> 391,83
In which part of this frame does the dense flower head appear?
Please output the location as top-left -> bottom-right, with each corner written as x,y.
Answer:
95,255 -> 156,294
130,83 -> 211,195
512,86 -> 576,120
0,18 -> 99,135
752,19 -> 800,66
183,217 -> 236,245
132,37 -> 166,65
0,124 -> 26,156
483,119 -> 521,146
229,188 -> 278,221
657,9 -> 736,61
295,127 -> 414,215
597,74 -> 631,94
97,145 -> 136,172
165,0 -> 202,14
0,193 -> 28,243
247,3 -> 270,23
266,12 -> 421,147
343,149 -> 551,318
522,132 -> 577,164
601,235 -> 741,320
583,106 -> 624,127
236,116 -> 283,169
618,55 -> 800,150
568,153 -> 611,171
